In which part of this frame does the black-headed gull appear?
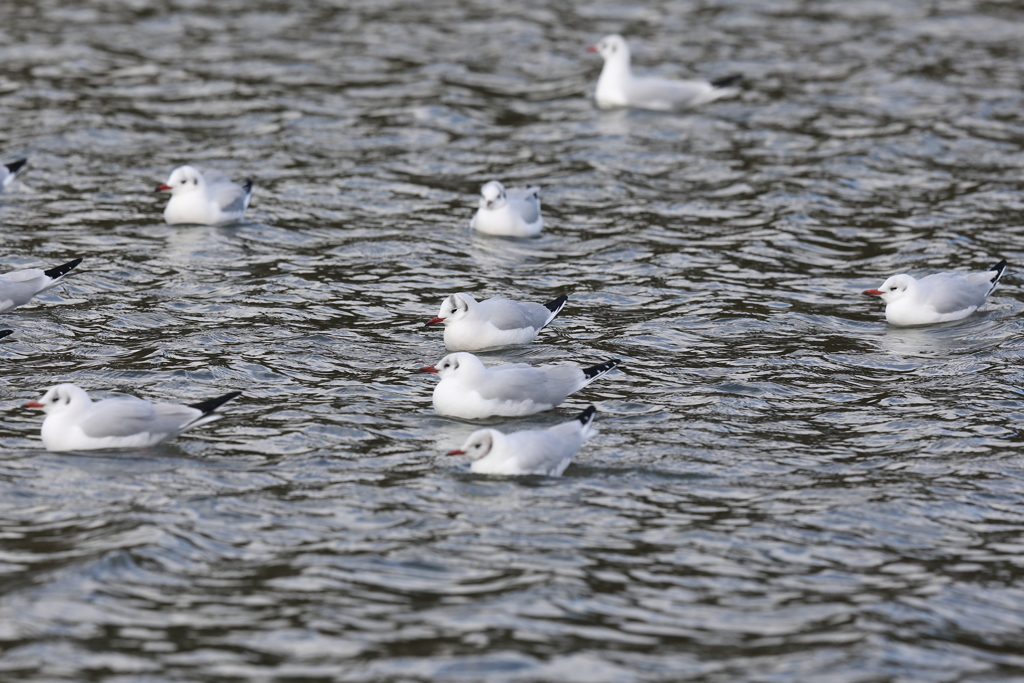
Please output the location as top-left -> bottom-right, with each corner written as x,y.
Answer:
156,165 -> 254,225
588,34 -> 741,111
447,406 -> 597,476
470,181 -> 543,237
417,352 -> 619,418
25,384 -> 242,452
426,292 -> 568,351
862,259 -> 1007,326
0,158 -> 27,194
0,258 -> 82,313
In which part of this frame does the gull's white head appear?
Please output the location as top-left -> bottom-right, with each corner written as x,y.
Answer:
157,165 -> 205,196
479,181 -> 507,211
448,428 -> 501,462
25,383 -> 91,416
427,293 -> 478,327
863,273 -> 917,304
419,352 -> 484,380
588,34 -> 630,64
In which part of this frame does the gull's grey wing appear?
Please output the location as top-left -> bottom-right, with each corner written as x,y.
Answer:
206,172 -> 252,213
964,268 -> 1003,298
507,187 -> 541,225
919,273 -> 987,314
78,398 -> 197,438
479,299 -> 552,331
503,425 -> 585,476
627,75 -> 714,110
477,364 -> 581,405
0,269 -> 48,311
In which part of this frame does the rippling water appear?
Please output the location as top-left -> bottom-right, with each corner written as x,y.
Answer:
3,0 -> 1024,680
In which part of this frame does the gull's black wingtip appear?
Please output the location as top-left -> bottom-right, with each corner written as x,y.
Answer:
544,294 -> 569,315
582,358 -> 621,380
5,158 -> 27,175
575,405 -> 597,427
710,74 -> 743,89
43,257 -> 83,280
0,330 -> 13,340
189,390 -> 242,415
989,259 -> 1007,284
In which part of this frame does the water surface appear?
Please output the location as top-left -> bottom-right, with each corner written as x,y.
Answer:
2,0 -> 1024,680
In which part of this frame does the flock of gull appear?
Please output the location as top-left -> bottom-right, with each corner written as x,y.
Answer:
2,35 -> 1009,474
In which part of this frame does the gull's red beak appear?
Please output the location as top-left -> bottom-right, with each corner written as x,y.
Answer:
416,366 -> 438,374
862,289 -> 883,296
155,184 -> 171,192
24,401 -> 44,408
425,317 -> 444,326
446,449 -> 465,456
586,45 -> 598,53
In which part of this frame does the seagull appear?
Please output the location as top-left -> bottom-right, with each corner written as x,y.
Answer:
447,405 -> 597,476
0,258 -> 82,313
25,384 -> 242,452
470,180 -> 543,237
588,34 -> 741,111
417,352 -> 619,418
426,292 -> 568,351
156,165 -> 254,225
862,259 -> 1007,326
0,158 -> 27,194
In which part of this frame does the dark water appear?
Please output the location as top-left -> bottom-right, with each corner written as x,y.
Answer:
2,0 -> 1024,680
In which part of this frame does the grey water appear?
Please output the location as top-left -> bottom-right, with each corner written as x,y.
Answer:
2,0 -> 1024,681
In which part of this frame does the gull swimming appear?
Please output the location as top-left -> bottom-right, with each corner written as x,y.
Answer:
426,292 -> 568,351
418,352 -> 619,418
588,34 -> 741,111
471,180 -> 543,237
447,405 -> 597,476
862,259 -> 1007,326
25,384 -> 242,452
156,165 -> 254,225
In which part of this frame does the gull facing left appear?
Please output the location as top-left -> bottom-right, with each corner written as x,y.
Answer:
862,259 -> 1007,326
156,165 -> 254,225
25,384 -> 242,452
418,352 -> 619,418
447,406 -> 597,476
470,180 -> 543,237
426,292 -> 568,352
588,34 -> 741,111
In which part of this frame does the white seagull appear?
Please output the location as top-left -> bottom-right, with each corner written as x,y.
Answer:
426,292 -> 568,351
25,384 -> 242,452
0,258 -> 82,313
588,34 -> 741,111
470,180 -> 543,237
418,352 -> 619,419
0,158 -> 27,194
447,406 -> 597,476
862,259 -> 1007,326
156,165 -> 254,225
